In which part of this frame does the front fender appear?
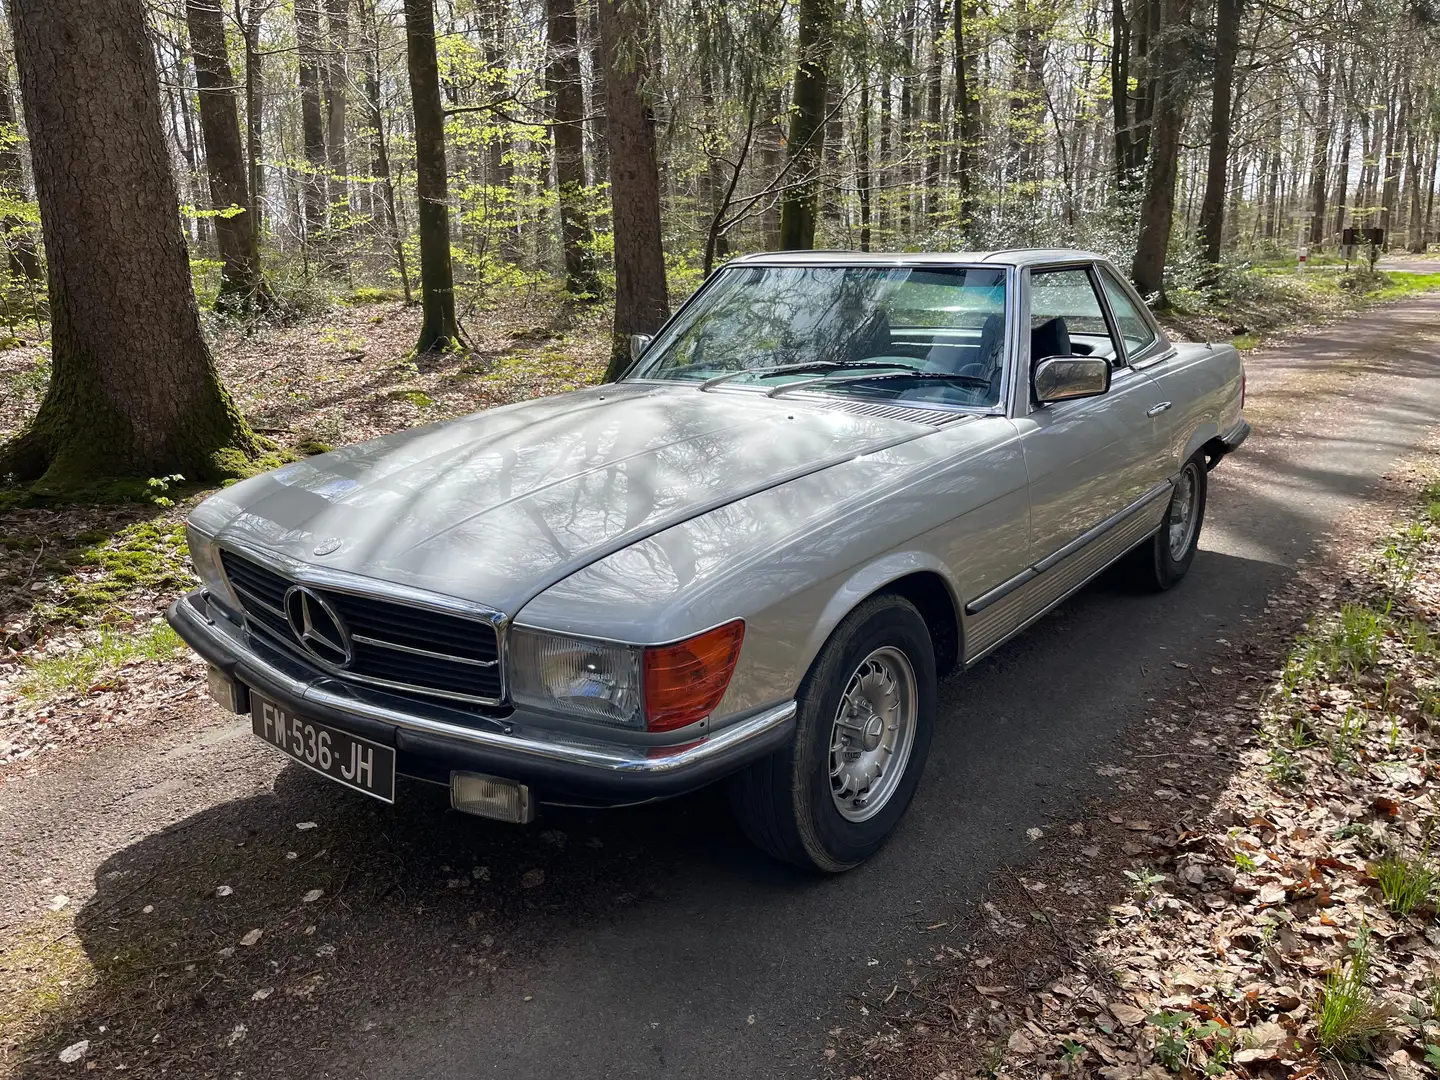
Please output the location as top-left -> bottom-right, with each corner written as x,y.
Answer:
799,550 -> 963,679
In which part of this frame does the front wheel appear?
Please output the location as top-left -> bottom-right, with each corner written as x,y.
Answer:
730,594 -> 936,872
1128,453 -> 1207,590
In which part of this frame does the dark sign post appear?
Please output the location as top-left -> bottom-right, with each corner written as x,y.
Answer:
1364,227 -> 1384,271
1341,227 -> 1358,267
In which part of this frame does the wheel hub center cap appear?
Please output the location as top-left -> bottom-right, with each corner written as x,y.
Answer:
860,714 -> 885,752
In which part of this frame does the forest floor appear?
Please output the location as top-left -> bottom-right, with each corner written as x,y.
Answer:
838,462 -> 1440,1080
2,263 -> 1440,1077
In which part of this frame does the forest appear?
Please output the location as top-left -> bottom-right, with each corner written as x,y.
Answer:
0,0 -> 1438,489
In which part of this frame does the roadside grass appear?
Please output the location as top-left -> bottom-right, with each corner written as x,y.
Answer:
15,622 -> 186,702
1316,927 -> 1391,1062
1164,265 -> 1440,351
1371,853 -> 1437,915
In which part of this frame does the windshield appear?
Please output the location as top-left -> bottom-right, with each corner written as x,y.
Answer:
630,264 -> 1010,409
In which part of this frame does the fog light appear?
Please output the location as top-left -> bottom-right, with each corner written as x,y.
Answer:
450,772 -> 535,824
207,667 -> 250,714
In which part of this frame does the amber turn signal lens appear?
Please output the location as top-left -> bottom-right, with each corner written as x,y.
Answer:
643,621 -> 745,732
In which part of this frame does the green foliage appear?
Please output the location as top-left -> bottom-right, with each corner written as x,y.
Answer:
1371,853 -> 1436,915
35,519 -> 192,626
1124,867 -> 1165,901
1316,925 -> 1390,1061
16,622 -> 186,702
1147,1011 -> 1228,1073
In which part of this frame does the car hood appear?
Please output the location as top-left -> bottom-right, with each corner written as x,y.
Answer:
195,384 -> 949,615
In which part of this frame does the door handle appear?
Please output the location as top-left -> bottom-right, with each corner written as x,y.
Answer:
1146,401 -> 1173,417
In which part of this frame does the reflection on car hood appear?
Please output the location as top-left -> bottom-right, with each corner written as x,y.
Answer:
196,384 -> 950,614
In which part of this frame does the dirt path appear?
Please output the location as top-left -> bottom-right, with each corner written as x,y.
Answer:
4,292 -> 1440,1078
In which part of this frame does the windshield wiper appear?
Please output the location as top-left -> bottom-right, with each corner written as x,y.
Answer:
698,360 -> 910,391
768,370 -> 995,398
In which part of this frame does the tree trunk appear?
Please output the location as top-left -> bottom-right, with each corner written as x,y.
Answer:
547,0 -> 599,295
1130,0 -> 1193,301
1197,0 -> 1239,265
0,57 -> 40,283
778,0 -> 832,248
403,0 -> 463,353
858,72 -> 872,250
2,0 -> 261,490
243,0 -> 264,242
359,0 -> 411,300
325,0 -> 350,219
1379,85 -> 1404,247
952,0 -> 979,230
584,0 -> 609,186
185,0 -> 267,309
923,0 -> 945,224
296,0 -> 328,254
760,88 -> 784,247
596,0 -> 668,379
1306,49 -> 1332,250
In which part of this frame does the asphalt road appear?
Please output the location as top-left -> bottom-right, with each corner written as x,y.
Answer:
368,280 -> 1440,1077
5,276 -> 1440,1079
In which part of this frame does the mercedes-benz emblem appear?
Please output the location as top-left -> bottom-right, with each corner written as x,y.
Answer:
312,538 -> 342,556
283,586 -> 353,668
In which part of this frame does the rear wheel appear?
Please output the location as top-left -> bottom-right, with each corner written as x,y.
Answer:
1129,453 -> 1207,590
730,594 -> 936,872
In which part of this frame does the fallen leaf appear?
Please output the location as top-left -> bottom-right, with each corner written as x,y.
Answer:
239,928 -> 263,947
302,888 -> 324,903
215,885 -> 233,898
58,1040 -> 89,1064
295,821 -> 318,831
1109,1002 -> 1148,1026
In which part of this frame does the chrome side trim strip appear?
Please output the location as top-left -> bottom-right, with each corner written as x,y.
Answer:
964,495 -> 1168,667
964,567 -> 1038,616
1032,481 -> 1171,574
966,480 -> 1172,616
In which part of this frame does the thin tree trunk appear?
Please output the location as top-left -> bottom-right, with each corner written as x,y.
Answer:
242,0 -> 264,242
2,0 -> 260,488
1130,0 -> 1194,301
0,57 -> 40,282
858,71 -> 872,250
584,0 -> 609,186
1379,84 -> 1404,247
359,0 -> 410,300
596,0 -> 668,378
403,0 -> 463,352
778,0 -> 832,248
547,0 -> 599,294
1307,49 -> 1332,250
325,0 -> 350,214
186,0 -> 268,308
760,88 -> 784,247
923,0 -> 945,223
296,0 -> 328,255
1197,0 -> 1239,265
952,0 -> 979,230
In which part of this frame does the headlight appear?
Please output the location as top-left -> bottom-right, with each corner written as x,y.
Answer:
508,628 -> 645,728
508,621 -> 745,732
186,524 -> 242,613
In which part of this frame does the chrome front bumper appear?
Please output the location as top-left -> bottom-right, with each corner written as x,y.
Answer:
167,589 -> 797,803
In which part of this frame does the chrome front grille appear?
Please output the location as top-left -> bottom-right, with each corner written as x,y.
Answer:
218,550 -> 503,705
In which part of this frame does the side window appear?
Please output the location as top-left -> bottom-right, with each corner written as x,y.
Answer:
1028,268 -> 1120,364
1098,266 -> 1159,358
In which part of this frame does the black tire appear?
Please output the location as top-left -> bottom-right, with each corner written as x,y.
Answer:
730,593 -> 937,872
1129,453 -> 1207,591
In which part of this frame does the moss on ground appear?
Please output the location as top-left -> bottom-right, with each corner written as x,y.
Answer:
34,519 -> 194,629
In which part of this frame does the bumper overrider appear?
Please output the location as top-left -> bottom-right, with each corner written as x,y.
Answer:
166,589 -> 796,808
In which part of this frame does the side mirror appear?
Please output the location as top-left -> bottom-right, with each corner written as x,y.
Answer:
1033,356 -> 1111,403
629,333 -> 653,361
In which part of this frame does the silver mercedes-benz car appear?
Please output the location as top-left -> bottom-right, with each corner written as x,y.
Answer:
169,249 -> 1248,871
